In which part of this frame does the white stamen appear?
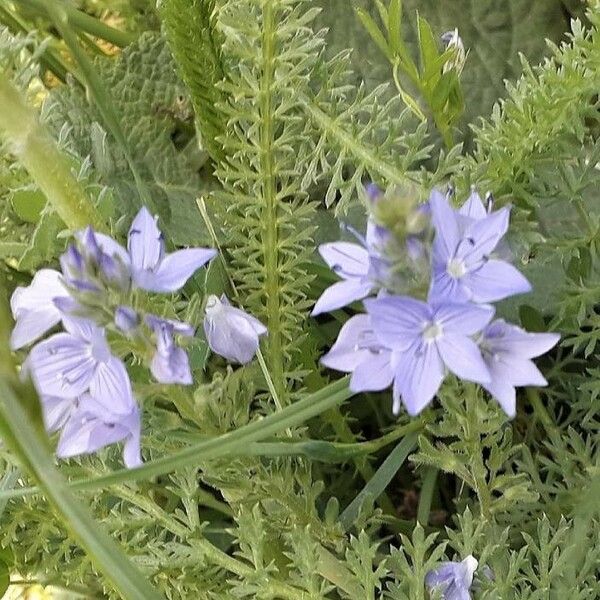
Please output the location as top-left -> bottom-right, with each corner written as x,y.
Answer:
447,258 -> 467,278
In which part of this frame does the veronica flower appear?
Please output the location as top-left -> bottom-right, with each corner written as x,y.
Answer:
145,315 -> 195,384
429,190 -> 531,304
426,555 -> 478,600
28,317 -> 128,399
478,319 -> 560,417
54,358 -> 141,467
127,207 -> 217,292
203,294 -> 267,364
364,296 -> 493,415
311,218 -> 393,316
320,314 -> 393,393
10,269 -> 70,350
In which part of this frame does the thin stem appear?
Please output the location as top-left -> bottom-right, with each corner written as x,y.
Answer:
0,78 -> 106,232
18,0 -> 136,47
0,378 -> 353,499
527,388 -> 559,439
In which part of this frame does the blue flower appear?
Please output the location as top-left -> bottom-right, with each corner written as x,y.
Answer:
426,555 -> 478,600
126,207 -> 217,292
28,317 -> 129,400
428,190 -> 531,304
51,359 -> 141,468
9,269 -> 70,350
364,295 -> 493,415
320,314 -> 393,393
145,315 -> 195,385
203,294 -> 267,364
479,319 -> 560,417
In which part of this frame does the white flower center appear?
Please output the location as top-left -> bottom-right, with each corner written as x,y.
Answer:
447,258 -> 466,279
422,321 -> 443,341
205,294 -> 222,315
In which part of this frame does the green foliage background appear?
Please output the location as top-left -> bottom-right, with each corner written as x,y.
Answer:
0,0 -> 598,599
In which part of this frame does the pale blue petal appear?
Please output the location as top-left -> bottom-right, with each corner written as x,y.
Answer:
428,270 -> 470,304
489,354 -> 547,387
135,248 -> 217,292
127,206 -> 164,272
10,309 -> 62,351
320,314 -> 377,372
89,356 -> 136,415
151,345 -> 192,384
459,207 -> 510,264
10,269 -> 67,349
483,320 -> 559,358
434,303 -> 494,336
364,296 -> 429,350
394,342 -> 445,416
437,334 -> 490,385
319,242 -> 370,279
41,395 -> 75,433
429,190 -> 460,260
29,333 -> 96,398
467,259 -> 531,303
115,306 -> 139,333
350,352 -> 393,392
311,278 -> 373,316
481,374 -> 517,418
204,298 -> 266,364
459,190 -> 487,220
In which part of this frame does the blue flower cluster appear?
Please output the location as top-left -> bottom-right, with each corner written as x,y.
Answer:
317,187 -> 559,417
10,207 -> 265,467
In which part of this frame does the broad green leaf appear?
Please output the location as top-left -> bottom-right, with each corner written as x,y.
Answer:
45,34 -> 212,246
10,188 -> 46,223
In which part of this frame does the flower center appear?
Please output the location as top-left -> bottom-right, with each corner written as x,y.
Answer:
422,321 -> 443,341
447,257 -> 467,279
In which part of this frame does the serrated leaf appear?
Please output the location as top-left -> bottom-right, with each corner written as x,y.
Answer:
44,33 -> 212,246
18,209 -> 65,271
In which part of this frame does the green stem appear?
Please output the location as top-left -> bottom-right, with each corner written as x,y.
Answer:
19,0 -> 136,47
1,378 -> 353,499
527,388 -> 559,438
114,485 -> 305,600
0,78 -> 105,232
259,2 -> 287,405
0,379 -> 162,599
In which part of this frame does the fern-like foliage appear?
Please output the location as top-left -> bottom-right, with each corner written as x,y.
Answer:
160,0 -> 227,165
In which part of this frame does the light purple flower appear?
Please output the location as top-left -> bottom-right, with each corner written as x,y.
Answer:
311,241 -> 375,316
146,315 -> 195,384
426,555 -> 478,600
320,314 -> 393,394
41,395 -> 76,434
479,319 -> 560,417
28,317 -> 127,399
126,207 -> 217,292
9,269 -> 70,350
364,296 -> 493,415
203,294 -> 267,364
55,360 -> 141,468
429,190 -> 531,304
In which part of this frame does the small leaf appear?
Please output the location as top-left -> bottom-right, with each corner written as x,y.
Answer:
10,189 -> 46,223
355,8 -> 391,60
416,14 -> 440,80
388,0 -> 402,53
519,305 -> 546,333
